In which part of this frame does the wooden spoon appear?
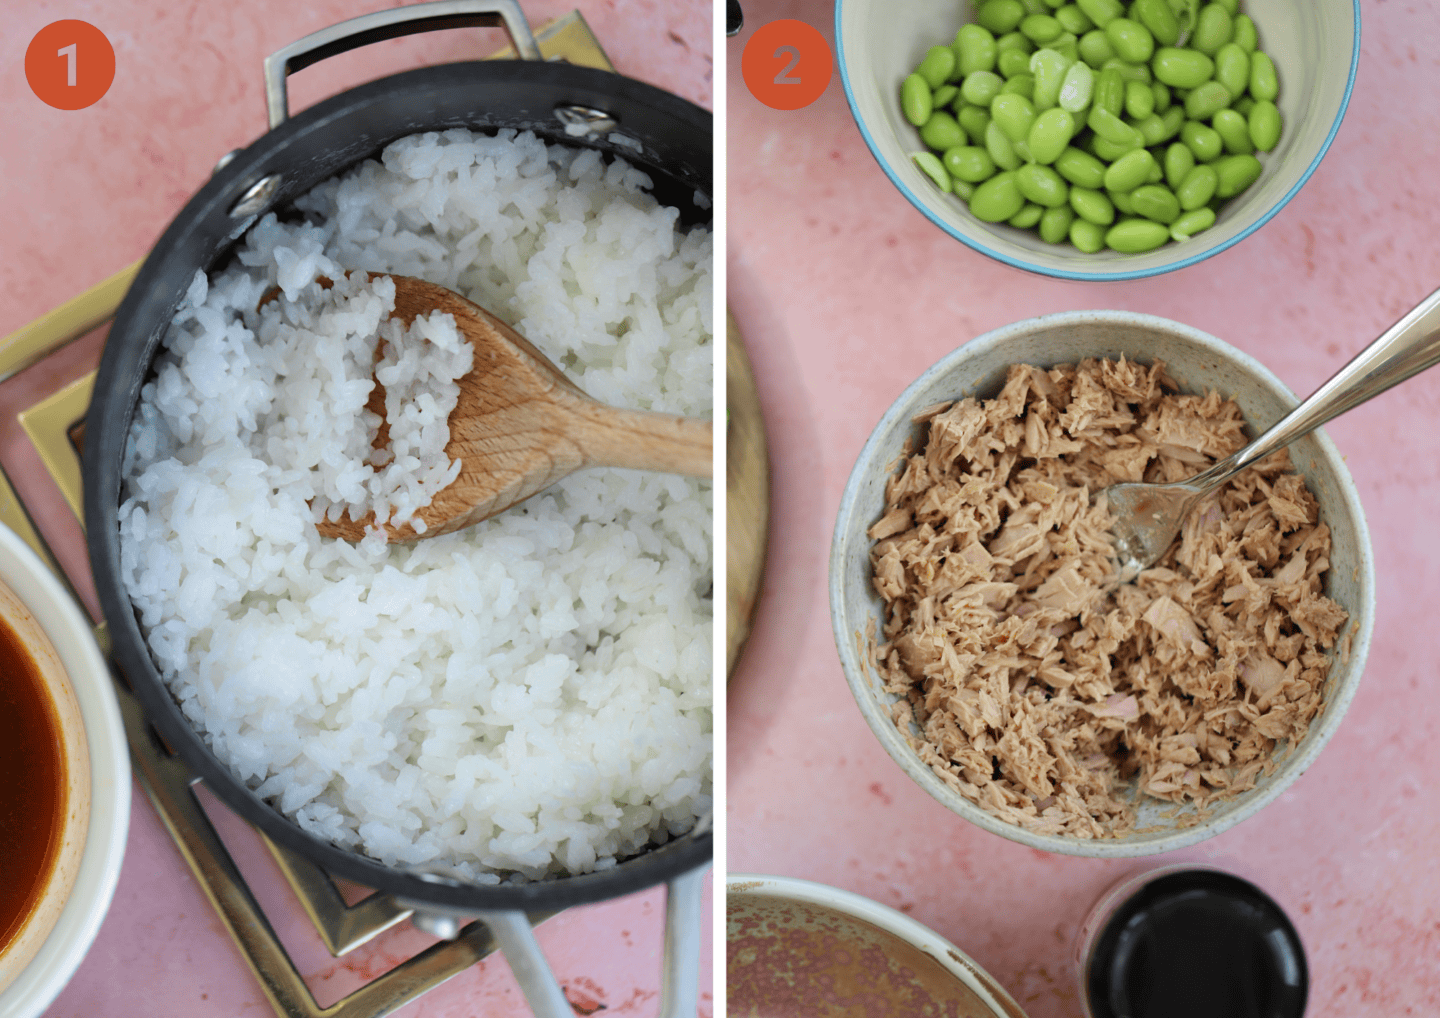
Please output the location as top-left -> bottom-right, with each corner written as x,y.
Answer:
287,275 -> 711,543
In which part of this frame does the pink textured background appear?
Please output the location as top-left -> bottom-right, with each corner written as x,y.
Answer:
0,2 -> 713,1016
728,2 -> 1440,1016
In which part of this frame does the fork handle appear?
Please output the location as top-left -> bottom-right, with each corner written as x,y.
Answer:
1190,282 -> 1440,491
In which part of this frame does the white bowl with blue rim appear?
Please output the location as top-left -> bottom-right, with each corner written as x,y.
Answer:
835,0 -> 1359,280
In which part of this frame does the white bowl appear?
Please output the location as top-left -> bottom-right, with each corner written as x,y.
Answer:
829,310 -> 1374,856
835,0 -> 1360,280
0,524 -> 130,1018
728,873 -> 1029,1018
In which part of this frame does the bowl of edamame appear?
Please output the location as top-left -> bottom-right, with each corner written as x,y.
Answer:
834,0 -> 1359,280
829,310 -> 1374,855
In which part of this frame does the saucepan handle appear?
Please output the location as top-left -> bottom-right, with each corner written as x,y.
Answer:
263,0 -> 543,129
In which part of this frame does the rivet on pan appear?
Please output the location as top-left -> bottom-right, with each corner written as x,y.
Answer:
554,105 -> 618,137
213,149 -> 242,175
409,910 -> 464,940
229,174 -> 283,219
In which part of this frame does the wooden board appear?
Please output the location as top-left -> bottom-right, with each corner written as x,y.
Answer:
726,311 -> 770,677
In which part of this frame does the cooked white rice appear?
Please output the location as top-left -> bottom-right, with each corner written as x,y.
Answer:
119,128 -> 712,882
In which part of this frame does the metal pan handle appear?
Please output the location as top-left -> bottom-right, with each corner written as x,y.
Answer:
263,0 -> 543,129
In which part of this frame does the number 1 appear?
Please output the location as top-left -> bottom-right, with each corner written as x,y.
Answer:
57,43 -> 77,86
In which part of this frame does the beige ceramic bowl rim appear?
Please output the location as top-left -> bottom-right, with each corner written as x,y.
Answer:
0,578 -> 91,993
833,0 -> 1362,281
727,872 -> 1027,1018
828,309 -> 1376,858
0,524 -> 130,1018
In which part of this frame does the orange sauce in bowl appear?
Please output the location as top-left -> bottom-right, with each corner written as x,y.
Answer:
0,614 -> 66,953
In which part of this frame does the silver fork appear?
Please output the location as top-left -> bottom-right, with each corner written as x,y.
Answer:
1106,284 -> 1440,582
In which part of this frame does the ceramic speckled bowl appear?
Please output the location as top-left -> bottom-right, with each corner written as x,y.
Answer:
828,311 -> 1374,857
728,874 -> 1028,1018
835,0 -> 1359,280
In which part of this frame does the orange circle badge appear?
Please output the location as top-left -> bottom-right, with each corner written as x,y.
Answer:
26,21 -> 116,111
741,19 -> 833,111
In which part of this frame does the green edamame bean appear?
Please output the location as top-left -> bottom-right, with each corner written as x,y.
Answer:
1213,43 -> 1249,99
1001,73 -> 1037,99
1108,188 -> 1135,214
1079,29 -> 1115,69
1106,218 -> 1170,252
1132,113 -> 1166,146
921,111 -> 969,151
957,105 -> 992,141
1017,163 -> 1070,207
1181,120 -> 1223,162
1069,186 -> 1115,224
999,48 -> 1033,78
1055,4 -> 1094,35
944,145 -> 998,183
1170,206 -> 1216,240
1232,95 -> 1255,118
1028,107 -> 1076,164
969,170 -> 1026,221
918,45 -> 958,89
1250,51 -> 1279,102
1055,146 -> 1107,189
953,179 -> 977,201
1104,147 -> 1156,192
955,24 -> 999,75
1233,15 -> 1258,54
1152,81 -> 1172,113
1214,153 -> 1262,197
1213,0 -> 1238,16
995,31 -> 1034,55
913,151 -> 952,192
1152,47 -> 1215,89
1180,121 -> 1226,161
1125,79 -> 1155,120
1131,0 -> 1179,46
1192,4 -> 1233,57
1212,108 -> 1253,155
1175,163 -> 1218,210
1021,14 -> 1064,44
1184,80 -> 1232,120
1009,202 -> 1045,228
1159,104 -> 1185,141
961,70 -> 1005,106
1070,217 -> 1106,252
1147,157 -> 1164,184
1130,183 -> 1180,224
1102,57 -> 1151,84
1020,0 -> 1050,18
1076,0 -> 1123,29
933,85 -> 959,108
1013,137 -> 1034,162
1094,67 -> 1126,118
992,93 -> 1038,142
1249,100 -> 1282,152
1105,18 -> 1155,64
1039,204 -> 1076,242
1164,142 -> 1194,189
977,0 -> 1026,35
986,120 -> 1022,171
1030,48 -> 1071,111
1048,32 -> 1081,63
1091,133 -> 1142,161
1058,61 -> 1095,113
902,74 -> 933,127
1088,106 -> 1143,147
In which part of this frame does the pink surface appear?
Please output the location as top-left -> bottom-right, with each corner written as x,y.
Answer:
0,2 -> 712,1016
728,2 -> 1440,1017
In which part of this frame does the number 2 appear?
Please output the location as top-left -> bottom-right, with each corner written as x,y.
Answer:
58,43 -> 76,86
773,45 -> 801,85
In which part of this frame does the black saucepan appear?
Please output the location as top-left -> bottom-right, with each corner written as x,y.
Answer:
82,1 -> 711,921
